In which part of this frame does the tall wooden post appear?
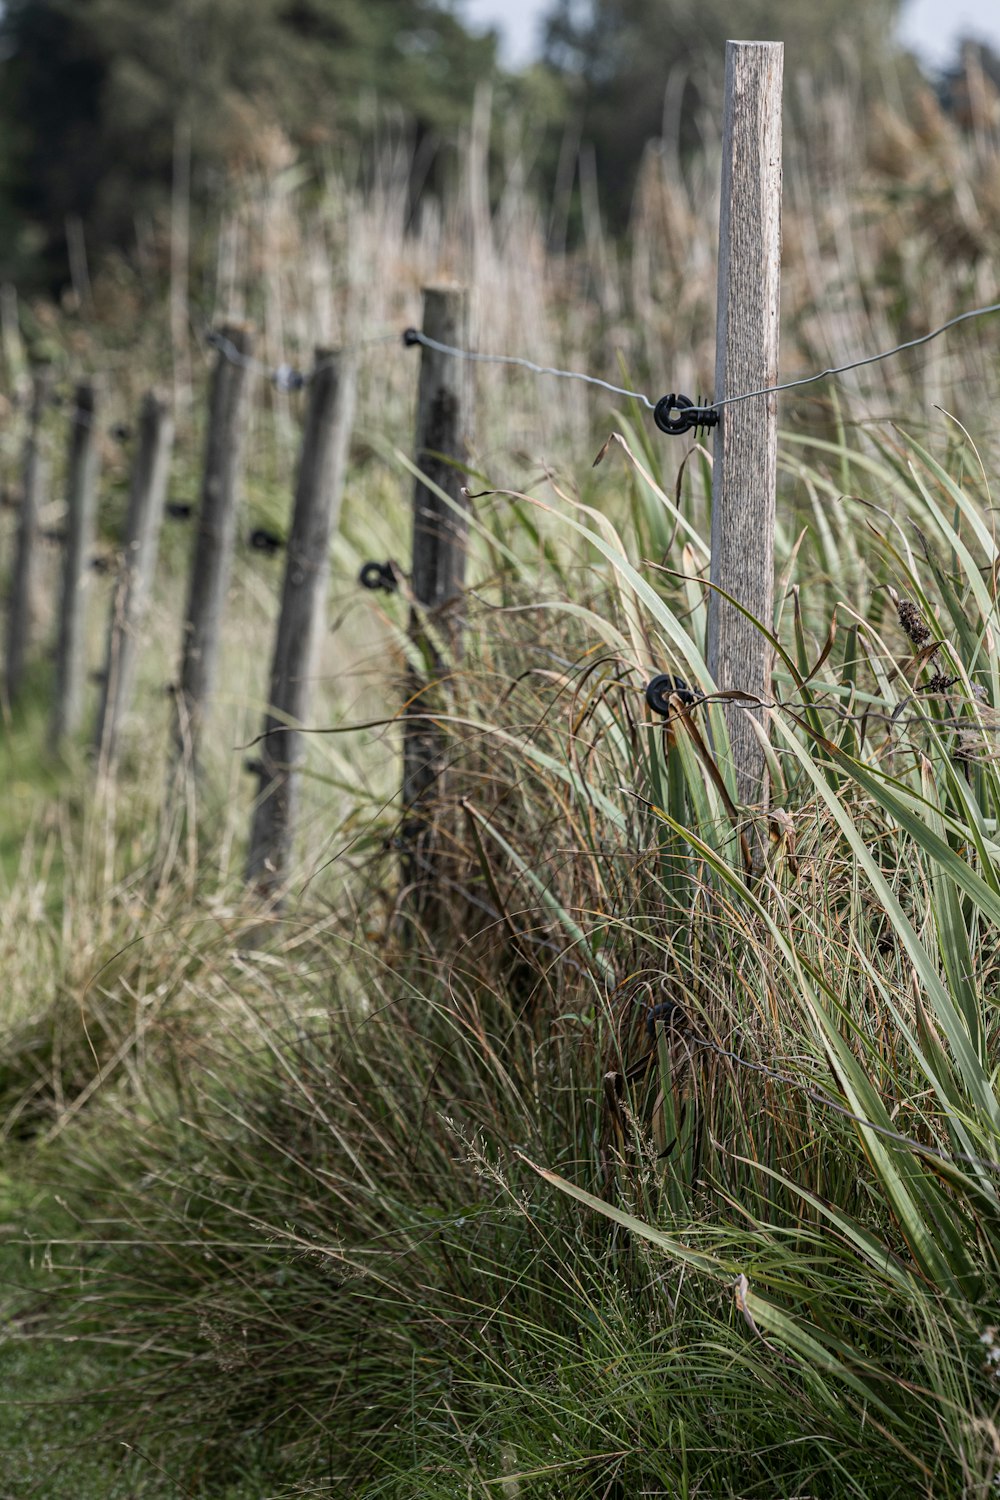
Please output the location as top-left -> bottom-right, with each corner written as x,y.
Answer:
5,366 -> 52,705
173,323 -> 253,771
95,390 -> 174,769
707,41 -> 783,805
51,378 -> 102,750
401,285 -> 471,903
246,348 -> 357,899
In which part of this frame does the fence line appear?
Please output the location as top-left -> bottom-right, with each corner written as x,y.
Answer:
195,293 -> 1000,435
402,297 -> 1000,421
26,296 -> 1000,436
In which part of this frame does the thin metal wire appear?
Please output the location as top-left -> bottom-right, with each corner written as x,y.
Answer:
648,1017 -> 1000,1181
43,298 -> 1000,427
204,329 -> 276,379
173,296 -> 1000,421
204,328 -> 399,390
404,298 -> 1000,415
405,329 -> 656,410
714,298 -> 1000,410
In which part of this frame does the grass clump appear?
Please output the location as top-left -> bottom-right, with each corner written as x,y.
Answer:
7,415 -> 1000,1497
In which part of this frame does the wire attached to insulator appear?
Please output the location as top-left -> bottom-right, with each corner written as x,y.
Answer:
273,363 -> 307,393
358,560 -> 399,594
653,395 -> 719,437
645,674 -> 701,714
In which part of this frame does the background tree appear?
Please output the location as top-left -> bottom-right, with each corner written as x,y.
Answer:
542,0 -> 904,223
0,0 -> 498,283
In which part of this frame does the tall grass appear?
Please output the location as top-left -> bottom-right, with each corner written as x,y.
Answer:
3,62 -> 1000,1498
9,417 -> 999,1495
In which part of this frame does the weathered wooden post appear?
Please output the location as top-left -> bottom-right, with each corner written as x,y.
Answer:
172,323 -> 253,771
51,377 -> 102,750
0,284 -> 29,399
5,366 -> 52,705
246,348 -> 357,899
94,390 -> 174,769
401,285 -> 471,903
707,41 -> 783,805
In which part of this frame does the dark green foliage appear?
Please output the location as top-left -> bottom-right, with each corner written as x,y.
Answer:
0,0 -> 498,282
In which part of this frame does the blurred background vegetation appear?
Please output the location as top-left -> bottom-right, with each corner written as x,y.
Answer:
2,0 -> 993,288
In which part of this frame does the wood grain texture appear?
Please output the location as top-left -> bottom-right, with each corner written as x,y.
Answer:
401,285 -> 471,904
707,41 -> 783,805
174,323 -> 253,768
409,287 -> 471,625
246,348 -> 358,898
95,390 -> 174,768
51,377 -> 102,749
5,367 -> 52,705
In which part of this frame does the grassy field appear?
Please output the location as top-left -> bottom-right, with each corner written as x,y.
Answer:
3,70 -> 1000,1498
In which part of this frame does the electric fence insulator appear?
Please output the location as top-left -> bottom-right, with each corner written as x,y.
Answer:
653,394 -> 719,437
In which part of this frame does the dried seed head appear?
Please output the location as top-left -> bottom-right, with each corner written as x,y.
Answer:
925,673 -> 957,694
897,598 -> 931,647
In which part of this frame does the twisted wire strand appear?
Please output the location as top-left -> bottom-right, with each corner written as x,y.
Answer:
204,327 -> 399,390
714,298 -> 1000,410
630,999 -> 1000,1181
404,297 -> 1000,413
684,1027 -> 1000,1178
52,298 -> 1000,424
404,329 -> 656,409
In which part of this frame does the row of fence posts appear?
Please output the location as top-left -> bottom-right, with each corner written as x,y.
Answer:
3,37 -> 784,902
2,288 -> 474,912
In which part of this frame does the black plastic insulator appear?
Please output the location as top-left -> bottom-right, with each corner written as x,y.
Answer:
249,527 -> 284,556
645,999 -> 686,1039
645,673 -> 699,716
359,560 -> 399,593
402,328 -> 421,348
653,393 -> 719,437
273,364 -> 306,393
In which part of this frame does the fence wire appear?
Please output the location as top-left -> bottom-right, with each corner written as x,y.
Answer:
404,297 -> 1000,416
28,297 -> 1000,430
204,327 -> 399,390
196,296 -> 1000,422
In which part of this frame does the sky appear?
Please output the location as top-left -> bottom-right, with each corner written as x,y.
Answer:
462,0 -> 1000,72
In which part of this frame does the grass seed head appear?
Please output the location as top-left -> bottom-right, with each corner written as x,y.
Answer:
896,597 -> 932,648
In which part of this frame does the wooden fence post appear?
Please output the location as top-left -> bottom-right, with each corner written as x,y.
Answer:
401,284 -> 471,903
51,377 -> 102,750
707,41 -> 783,806
5,366 -> 52,705
173,323 -> 253,771
246,348 -> 357,899
94,390 -> 174,769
